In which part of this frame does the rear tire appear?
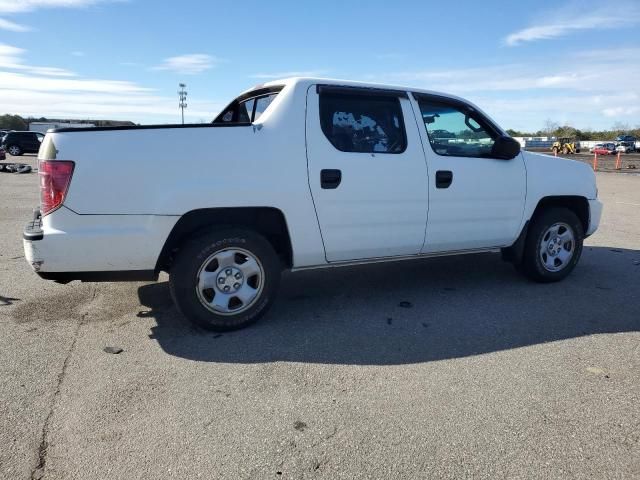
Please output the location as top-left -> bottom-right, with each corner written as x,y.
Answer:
169,228 -> 281,331
519,207 -> 584,283
7,145 -> 21,156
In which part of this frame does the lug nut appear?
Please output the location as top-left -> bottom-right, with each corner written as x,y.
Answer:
235,273 -> 242,279
225,269 -> 232,275
224,285 -> 231,292
234,283 -> 240,289
218,277 -> 225,284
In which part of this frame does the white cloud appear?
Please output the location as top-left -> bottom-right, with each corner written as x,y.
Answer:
0,17 -> 30,31
602,106 -> 640,118
0,0 -> 114,14
0,71 -> 150,93
153,54 -> 218,75
364,50 -> 640,130
249,70 -> 328,79
0,0 -> 119,32
505,2 -> 640,46
0,87 -> 223,120
0,43 -> 76,76
375,60 -> 639,95
0,43 -> 226,123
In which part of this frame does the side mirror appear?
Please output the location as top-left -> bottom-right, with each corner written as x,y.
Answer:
491,135 -> 521,160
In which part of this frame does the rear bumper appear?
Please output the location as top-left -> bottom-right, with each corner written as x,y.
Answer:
23,206 -> 177,282
587,199 -> 603,236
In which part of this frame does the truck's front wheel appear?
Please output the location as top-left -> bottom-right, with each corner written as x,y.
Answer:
169,229 -> 281,331
520,207 -> 584,283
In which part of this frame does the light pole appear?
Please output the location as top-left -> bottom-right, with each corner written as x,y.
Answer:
178,83 -> 187,124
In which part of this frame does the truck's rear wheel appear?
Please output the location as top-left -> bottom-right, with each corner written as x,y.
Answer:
519,207 -> 584,283
169,229 -> 281,331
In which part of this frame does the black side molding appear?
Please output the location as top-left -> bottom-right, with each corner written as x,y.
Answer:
501,221 -> 530,264
50,122 -> 251,133
36,270 -> 158,284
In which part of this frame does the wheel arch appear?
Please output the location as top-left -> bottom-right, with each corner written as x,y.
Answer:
530,195 -> 589,234
155,207 -> 293,273
502,195 -> 589,264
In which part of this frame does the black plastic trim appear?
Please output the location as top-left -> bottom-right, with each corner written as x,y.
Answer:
317,84 -> 408,98
233,85 -> 285,103
213,85 -> 285,124
24,211 -> 43,241
36,270 -> 158,283
500,220 -> 529,264
50,123 -> 251,133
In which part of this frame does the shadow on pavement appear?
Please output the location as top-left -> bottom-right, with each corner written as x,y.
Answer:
140,246 -> 639,365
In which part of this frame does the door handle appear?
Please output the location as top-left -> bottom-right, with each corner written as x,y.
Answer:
321,169 -> 342,189
436,170 -> 453,188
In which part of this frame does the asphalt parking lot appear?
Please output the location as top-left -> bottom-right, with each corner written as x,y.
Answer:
1,154 -> 639,479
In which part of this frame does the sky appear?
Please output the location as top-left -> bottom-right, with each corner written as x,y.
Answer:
0,0 -> 639,131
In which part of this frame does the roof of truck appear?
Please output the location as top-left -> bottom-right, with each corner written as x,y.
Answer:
257,76 -> 469,103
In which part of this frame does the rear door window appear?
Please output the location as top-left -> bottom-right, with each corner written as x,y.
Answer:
319,92 -> 407,154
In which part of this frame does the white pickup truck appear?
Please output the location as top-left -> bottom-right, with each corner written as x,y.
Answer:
24,77 -> 602,330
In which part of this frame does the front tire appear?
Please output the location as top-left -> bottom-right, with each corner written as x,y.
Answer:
169,229 -> 281,331
520,207 -> 584,283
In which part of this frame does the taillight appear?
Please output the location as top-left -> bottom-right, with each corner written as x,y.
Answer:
39,160 -> 75,215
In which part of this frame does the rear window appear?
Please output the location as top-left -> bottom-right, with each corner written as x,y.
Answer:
214,86 -> 283,124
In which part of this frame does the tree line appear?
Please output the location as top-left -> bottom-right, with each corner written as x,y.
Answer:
0,114 -> 135,130
506,120 -> 639,140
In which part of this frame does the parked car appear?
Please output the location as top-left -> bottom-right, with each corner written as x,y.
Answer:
615,135 -> 636,143
23,77 -> 602,331
592,143 -> 616,155
1,131 -> 45,156
616,141 -> 636,153
616,142 -> 634,153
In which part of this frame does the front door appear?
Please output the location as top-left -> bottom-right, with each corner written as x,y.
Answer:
306,85 -> 429,262
411,94 -> 526,253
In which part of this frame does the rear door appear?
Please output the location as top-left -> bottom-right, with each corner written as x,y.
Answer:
30,133 -> 42,153
23,133 -> 40,153
306,85 -> 429,262
411,93 -> 526,253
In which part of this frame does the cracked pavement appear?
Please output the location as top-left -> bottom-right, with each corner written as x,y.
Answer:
1,156 -> 639,479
